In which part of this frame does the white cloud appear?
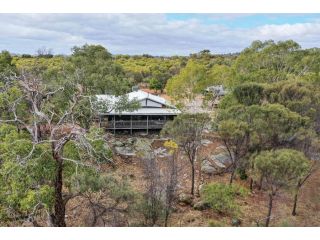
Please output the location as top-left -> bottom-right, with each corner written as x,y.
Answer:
0,14 -> 319,55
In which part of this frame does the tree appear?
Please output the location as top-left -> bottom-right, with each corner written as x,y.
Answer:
161,113 -> 210,195
233,40 -> 303,84
217,118 -> 250,184
148,78 -> 163,93
36,47 -> 53,58
165,60 -> 206,101
162,140 -> 179,226
0,70 -> 114,226
139,150 -> 164,226
0,51 -> 16,74
233,82 -> 264,106
251,149 -> 310,227
70,44 -> 132,95
291,161 -> 317,216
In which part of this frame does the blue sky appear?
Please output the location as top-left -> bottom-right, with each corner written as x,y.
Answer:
166,14 -> 320,28
0,14 -> 320,55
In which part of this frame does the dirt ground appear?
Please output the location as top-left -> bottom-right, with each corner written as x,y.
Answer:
65,134 -> 320,227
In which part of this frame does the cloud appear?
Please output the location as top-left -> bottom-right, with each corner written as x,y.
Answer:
0,14 -> 319,55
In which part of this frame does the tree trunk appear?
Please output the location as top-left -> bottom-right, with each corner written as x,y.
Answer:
266,193 -> 273,227
164,210 -> 169,227
258,175 -> 263,190
53,154 -> 66,227
292,189 -> 299,216
229,168 -> 235,185
250,178 -> 253,191
191,164 -> 195,195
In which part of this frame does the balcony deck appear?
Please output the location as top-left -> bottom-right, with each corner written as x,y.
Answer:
104,120 -> 167,129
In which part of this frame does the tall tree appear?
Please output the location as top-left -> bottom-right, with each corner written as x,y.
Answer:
0,70 -> 114,226
161,113 -> 210,195
70,44 -> 132,95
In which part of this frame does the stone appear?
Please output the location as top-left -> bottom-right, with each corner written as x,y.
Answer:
178,193 -> 193,205
115,146 -> 136,157
193,201 -> 210,211
231,218 -> 242,226
126,137 -> 135,145
114,141 -> 125,147
201,160 -> 217,174
211,152 -> 233,167
201,139 -> 212,146
154,147 -> 170,158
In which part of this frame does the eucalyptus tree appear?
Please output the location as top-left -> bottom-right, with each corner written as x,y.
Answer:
251,149 -> 310,227
70,44 -> 132,95
0,67 -> 138,226
161,113 -> 210,195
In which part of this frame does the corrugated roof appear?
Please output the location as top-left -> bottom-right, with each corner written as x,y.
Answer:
96,90 -> 181,115
105,108 -> 181,115
96,90 -> 168,105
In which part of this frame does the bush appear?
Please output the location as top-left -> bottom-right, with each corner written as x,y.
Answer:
201,183 -> 248,216
136,195 -> 165,226
233,83 -> 264,106
208,219 -> 226,227
237,168 -> 248,180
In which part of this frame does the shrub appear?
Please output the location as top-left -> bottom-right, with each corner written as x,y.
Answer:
201,183 -> 248,216
233,82 -> 264,106
208,219 -> 226,227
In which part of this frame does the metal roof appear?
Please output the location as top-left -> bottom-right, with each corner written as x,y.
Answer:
104,108 -> 181,116
96,90 -> 181,115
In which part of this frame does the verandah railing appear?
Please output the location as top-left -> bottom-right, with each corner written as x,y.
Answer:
104,120 -> 167,129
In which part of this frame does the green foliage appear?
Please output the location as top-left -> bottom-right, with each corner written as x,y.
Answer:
0,125 -> 55,221
251,149 -> 311,193
135,194 -> 165,226
166,60 -> 206,100
161,113 -> 210,145
201,183 -> 248,216
233,82 -> 264,106
0,50 -> 16,73
207,219 -> 226,227
70,44 -> 133,95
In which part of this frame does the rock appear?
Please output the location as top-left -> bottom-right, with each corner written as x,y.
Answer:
114,141 -> 125,147
134,138 -> 153,156
201,139 -> 212,146
154,147 -> 170,158
22,221 -> 34,227
231,218 -> 242,226
201,160 -> 217,174
115,146 -> 136,157
178,193 -> 193,205
193,201 -> 210,211
126,137 -> 135,145
211,152 -> 232,167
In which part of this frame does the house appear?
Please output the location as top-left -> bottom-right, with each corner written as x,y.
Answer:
205,85 -> 227,97
204,85 -> 228,107
95,89 -> 181,134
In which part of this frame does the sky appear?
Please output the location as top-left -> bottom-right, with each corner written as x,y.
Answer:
0,13 -> 320,56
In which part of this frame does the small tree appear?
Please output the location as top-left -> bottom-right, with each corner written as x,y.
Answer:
251,149 -> 310,227
161,113 -> 210,195
217,119 -> 250,184
139,152 -> 164,226
162,140 -> 179,226
291,161 -> 317,216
